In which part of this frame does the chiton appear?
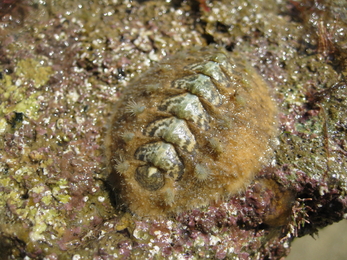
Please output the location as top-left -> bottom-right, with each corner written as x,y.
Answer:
106,46 -> 278,216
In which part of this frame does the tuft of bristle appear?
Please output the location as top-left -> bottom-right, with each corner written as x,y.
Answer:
162,188 -> 175,207
194,163 -> 211,182
145,84 -> 160,94
125,100 -> 145,116
114,158 -> 130,175
216,115 -> 233,130
208,137 -> 224,155
121,131 -> 135,143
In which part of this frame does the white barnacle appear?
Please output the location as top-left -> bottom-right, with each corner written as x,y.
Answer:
125,100 -> 145,116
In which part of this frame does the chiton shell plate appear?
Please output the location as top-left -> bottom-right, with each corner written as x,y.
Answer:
106,46 -> 278,216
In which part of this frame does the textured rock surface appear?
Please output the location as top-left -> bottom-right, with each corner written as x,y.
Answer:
0,0 -> 346,259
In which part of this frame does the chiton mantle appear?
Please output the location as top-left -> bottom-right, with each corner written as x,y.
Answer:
106,46 -> 278,216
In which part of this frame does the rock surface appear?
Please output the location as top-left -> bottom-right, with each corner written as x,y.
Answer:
0,0 -> 346,259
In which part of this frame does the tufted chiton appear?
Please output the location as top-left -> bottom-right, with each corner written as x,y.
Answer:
106,46 -> 278,216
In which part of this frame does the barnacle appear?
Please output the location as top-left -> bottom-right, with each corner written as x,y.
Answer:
106,46 -> 278,216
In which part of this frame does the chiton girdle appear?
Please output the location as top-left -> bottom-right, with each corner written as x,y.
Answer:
106,46 -> 278,216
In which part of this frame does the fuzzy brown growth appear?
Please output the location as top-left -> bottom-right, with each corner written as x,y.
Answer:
106,46 -> 278,216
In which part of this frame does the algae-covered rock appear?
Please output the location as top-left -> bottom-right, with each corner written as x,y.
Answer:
0,0 -> 346,259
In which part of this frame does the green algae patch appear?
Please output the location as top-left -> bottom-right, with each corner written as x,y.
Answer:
0,74 -> 41,120
0,163 -> 69,245
15,58 -> 54,89
0,58 -> 54,120
0,118 -> 8,134
29,208 -> 66,242
52,179 -> 71,204
12,166 -> 36,183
